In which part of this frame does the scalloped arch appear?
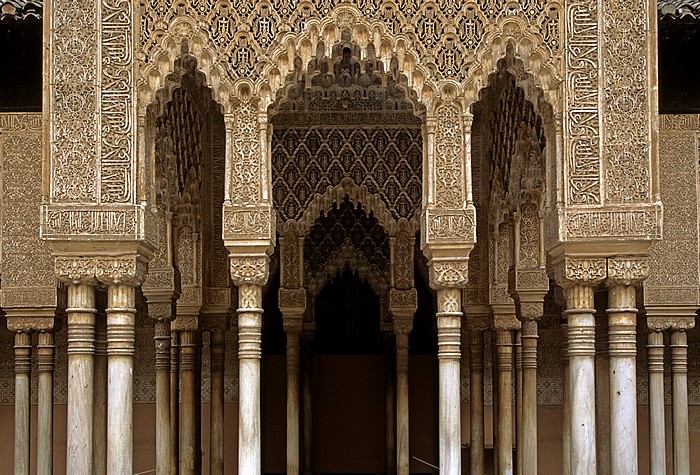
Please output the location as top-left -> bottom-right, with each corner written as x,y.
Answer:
251,4 -> 439,111
306,240 -> 388,299
294,178 -> 420,238
463,12 -> 563,112
138,16 -> 234,113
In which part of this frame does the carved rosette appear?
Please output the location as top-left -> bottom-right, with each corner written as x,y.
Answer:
429,260 -> 470,290
229,256 -> 270,287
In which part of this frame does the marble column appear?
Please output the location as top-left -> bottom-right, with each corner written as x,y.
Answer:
469,327 -> 485,475
66,283 -> 97,474
302,329 -> 314,475
436,288 -> 462,475
284,320 -> 302,475
37,330 -> 55,475
520,318 -> 539,475
494,325 -> 514,475
155,320 -> 172,475
170,330 -> 180,475
646,328 -> 665,475
180,328 -> 199,475
93,310 -> 107,475
595,313 -> 611,475
106,283 -> 137,475
560,322 -> 570,475
556,257 -> 607,474
607,285 -> 639,474
671,327 -> 692,475
384,328 -> 397,475
514,331 -> 523,475
210,327 -> 226,475
394,316 -> 413,475
238,284 -> 264,475
14,331 -> 31,475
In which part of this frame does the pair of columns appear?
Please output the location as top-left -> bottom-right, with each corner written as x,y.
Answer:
647,316 -> 695,475
9,317 -> 56,475
558,257 -> 649,475
278,287 -> 417,475
64,281 -> 138,474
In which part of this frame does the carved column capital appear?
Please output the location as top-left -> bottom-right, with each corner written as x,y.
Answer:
429,260 -> 469,290
6,316 -> 56,333
606,256 -> 650,287
282,317 -> 303,334
517,301 -> 544,322
230,255 -> 270,287
647,316 -> 696,332
493,313 -> 521,331
278,288 -> 307,316
55,256 -> 148,286
552,257 -> 607,289
393,316 -> 414,336
389,288 -> 417,317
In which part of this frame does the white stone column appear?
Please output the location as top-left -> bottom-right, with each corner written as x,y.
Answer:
210,326 -> 226,475
646,328 -> 665,475
595,313 -> 611,475
469,326 -> 485,475
238,284 -> 264,475
66,283 -> 97,475
37,330 -> 55,475
93,311 -> 107,475
514,330 -> 523,475
279,288 -> 306,475
493,316 -> 517,475
561,322 -> 570,475
395,317 -> 413,475
555,257 -> 605,475
390,289 -> 417,475
671,325 -> 693,475
13,330 -> 31,475
155,319 -> 172,475
520,316 -> 540,475
179,327 -> 199,475
606,258 -> 648,475
106,283 -> 137,475
437,288 -> 463,475
170,330 -> 180,475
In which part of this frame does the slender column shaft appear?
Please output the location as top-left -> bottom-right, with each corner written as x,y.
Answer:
514,331 -> 523,475
437,288 -> 462,475
495,329 -> 514,475
396,329 -> 410,475
106,284 -> 136,475
521,320 -> 538,475
302,332 -> 313,475
180,330 -> 198,475
170,331 -> 180,475
195,331 -> 202,475
561,324 -> 570,475
647,330 -> 666,475
94,314 -> 107,475
14,331 -> 31,475
286,329 -> 301,475
565,285 -> 597,475
66,283 -> 96,475
607,285 -> 638,475
238,284 -> 263,475
492,330 -> 499,472
155,320 -> 172,475
671,331 -> 690,475
37,331 -> 55,475
211,329 -> 226,475
595,317 -> 611,475
386,335 -> 396,475
469,330 -> 485,475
